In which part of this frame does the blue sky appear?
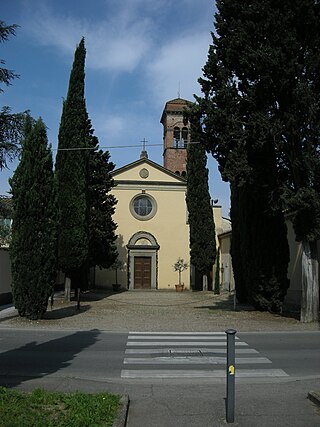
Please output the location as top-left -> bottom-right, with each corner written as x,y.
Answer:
1,0 -> 230,216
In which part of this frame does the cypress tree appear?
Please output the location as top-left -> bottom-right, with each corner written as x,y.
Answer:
10,117 -> 56,319
204,0 -> 320,321
196,0 -> 291,311
87,116 -> 118,270
55,38 -> 89,289
186,109 -> 216,290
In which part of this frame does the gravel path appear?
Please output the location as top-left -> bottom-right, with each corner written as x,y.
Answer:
1,289 -> 319,332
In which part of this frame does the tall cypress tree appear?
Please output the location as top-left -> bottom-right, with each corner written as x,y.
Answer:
196,0 -> 291,311
186,109 -> 216,290
10,117 -> 56,319
87,116 -> 118,270
202,0 -> 320,321
55,38 -> 88,289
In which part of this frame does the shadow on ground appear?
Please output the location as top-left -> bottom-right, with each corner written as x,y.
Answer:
0,329 -> 100,388
43,304 -> 91,320
53,288 -> 128,304
194,292 -> 301,321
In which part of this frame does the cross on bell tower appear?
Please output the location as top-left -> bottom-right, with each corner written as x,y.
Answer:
160,98 -> 191,177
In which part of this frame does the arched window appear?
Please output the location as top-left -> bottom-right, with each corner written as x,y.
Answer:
175,171 -> 180,176
173,127 -> 180,147
182,127 -> 188,147
181,171 -> 187,178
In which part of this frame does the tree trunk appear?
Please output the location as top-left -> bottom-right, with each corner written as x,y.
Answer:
202,274 -> 208,291
300,240 -> 319,322
64,276 -> 71,302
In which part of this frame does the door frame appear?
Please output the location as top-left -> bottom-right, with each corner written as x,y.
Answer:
127,232 -> 159,290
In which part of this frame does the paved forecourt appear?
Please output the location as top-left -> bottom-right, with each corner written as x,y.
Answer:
121,331 -> 288,380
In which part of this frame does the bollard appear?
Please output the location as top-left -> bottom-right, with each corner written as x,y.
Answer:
225,328 -> 237,423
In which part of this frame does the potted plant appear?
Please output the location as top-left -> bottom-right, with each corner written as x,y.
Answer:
111,260 -> 123,292
173,257 -> 188,292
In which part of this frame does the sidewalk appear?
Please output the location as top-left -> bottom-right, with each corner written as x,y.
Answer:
2,370 -> 320,426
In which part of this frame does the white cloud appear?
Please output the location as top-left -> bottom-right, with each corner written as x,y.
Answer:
23,1 -> 153,72
91,113 -> 126,143
23,3 -> 85,55
86,20 -> 151,72
146,32 -> 212,106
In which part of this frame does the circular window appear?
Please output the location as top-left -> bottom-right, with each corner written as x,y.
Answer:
130,194 -> 157,220
139,168 -> 149,179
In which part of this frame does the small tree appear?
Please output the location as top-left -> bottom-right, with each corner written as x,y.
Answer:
173,258 -> 188,286
110,260 -> 123,285
10,117 -> 56,319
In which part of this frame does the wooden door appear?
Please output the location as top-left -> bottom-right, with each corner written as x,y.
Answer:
134,256 -> 152,289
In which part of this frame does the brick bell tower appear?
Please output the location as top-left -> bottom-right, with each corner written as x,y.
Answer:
160,98 -> 192,177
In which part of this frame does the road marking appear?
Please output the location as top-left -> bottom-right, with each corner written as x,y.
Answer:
125,348 -> 258,355
130,332 -> 227,335
127,341 -> 248,346
124,356 -> 272,364
129,335 -> 240,340
121,332 -> 288,379
121,369 -> 288,379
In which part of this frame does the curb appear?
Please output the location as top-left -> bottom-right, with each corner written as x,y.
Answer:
308,391 -> 320,407
113,394 -> 130,427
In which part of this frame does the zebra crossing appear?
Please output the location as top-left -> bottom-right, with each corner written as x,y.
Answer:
121,332 -> 288,379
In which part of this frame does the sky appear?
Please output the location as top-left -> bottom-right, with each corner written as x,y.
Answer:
1,0 -> 230,216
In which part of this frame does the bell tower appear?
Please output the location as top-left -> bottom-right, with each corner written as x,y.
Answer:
160,98 -> 191,177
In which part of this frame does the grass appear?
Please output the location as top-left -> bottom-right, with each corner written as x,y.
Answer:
0,387 -> 121,427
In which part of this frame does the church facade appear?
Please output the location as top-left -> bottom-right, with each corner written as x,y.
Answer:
95,154 -> 190,290
96,98 -> 192,290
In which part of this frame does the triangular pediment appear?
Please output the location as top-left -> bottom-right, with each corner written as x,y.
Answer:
112,157 -> 186,184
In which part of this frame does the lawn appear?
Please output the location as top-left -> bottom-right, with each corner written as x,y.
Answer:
0,387 -> 121,427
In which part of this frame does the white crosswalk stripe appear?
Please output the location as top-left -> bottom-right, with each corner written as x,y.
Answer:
121,332 -> 288,379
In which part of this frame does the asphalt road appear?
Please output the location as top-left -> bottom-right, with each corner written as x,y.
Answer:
0,329 -> 127,386
0,329 -> 319,386
238,331 -> 320,379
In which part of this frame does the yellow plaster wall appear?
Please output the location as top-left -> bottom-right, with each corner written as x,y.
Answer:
218,233 -> 234,291
213,206 -> 222,232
